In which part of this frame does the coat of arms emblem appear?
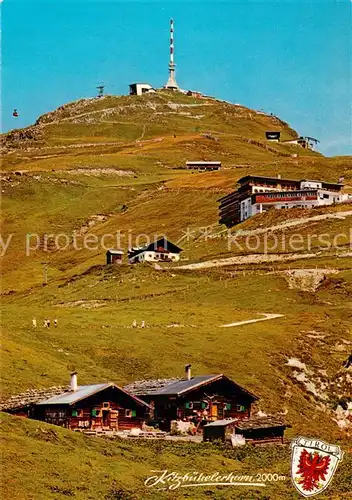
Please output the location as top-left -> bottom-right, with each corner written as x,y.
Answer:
290,436 -> 344,497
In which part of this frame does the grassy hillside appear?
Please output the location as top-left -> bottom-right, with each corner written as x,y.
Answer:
1,412 -> 351,500
1,91 -> 351,498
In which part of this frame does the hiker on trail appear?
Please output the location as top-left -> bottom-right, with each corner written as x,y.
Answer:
132,320 -> 137,328
32,318 -> 37,328
47,319 -> 51,328
54,319 -> 58,328
140,320 -> 145,328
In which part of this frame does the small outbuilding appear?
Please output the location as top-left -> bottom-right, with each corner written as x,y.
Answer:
203,416 -> 290,445
203,419 -> 238,442
234,416 -> 290,445
186,90 -> 203,98
106,249 -> 124,265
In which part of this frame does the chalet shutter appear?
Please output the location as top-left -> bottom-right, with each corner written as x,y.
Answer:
72,409 -> 78,417
131,410 -> 137,418
185,402 -> 193,409
225,403 -> 231,410
91,409 -> 97,417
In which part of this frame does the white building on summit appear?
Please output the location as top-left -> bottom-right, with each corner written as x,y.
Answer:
129,83 -> 155,96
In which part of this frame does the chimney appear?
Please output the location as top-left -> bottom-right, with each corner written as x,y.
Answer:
185,364 -> 192,381
70,371 -> 78,392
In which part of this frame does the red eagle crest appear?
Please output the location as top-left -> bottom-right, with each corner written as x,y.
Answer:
296,449 -> 331,492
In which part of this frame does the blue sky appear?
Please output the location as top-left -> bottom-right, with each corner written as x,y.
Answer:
2,0 -> 351,156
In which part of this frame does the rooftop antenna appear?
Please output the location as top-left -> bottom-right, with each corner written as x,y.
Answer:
165,19 -> 179,90
96,82 -> 105,98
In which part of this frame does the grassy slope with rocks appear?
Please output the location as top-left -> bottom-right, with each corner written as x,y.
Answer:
1,91 -> 351,499
1,413 -> 351,500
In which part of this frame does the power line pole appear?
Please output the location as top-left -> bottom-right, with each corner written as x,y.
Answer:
96,82 -> 105,98
41,262 -> 49,286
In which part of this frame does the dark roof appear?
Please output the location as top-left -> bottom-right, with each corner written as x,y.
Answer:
37,383 -> 113,405
1,383 -> 151,411
106,249 -> 124,255
235,416 -> 289,431
124,378 -> 181,396
125,374 -> 259,400
223,175 -> 343,192
0,386 -> 69,411
186,161 -> 221,165
237,175 -> 301,186
128,238 -> 183,259
37,383 -> 151,408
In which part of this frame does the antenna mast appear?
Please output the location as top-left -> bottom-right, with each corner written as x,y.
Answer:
165,19 -> 179,90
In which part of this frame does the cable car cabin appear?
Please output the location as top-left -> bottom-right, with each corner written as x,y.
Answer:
13,109 -> 19,117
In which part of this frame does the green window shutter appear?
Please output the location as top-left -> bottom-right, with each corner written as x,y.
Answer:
131,410 -> 137,418
201,402 -> 206,409
185,402 -> 190,409
72,409 -> 78,417
226,403 -> 231,410
240,405 -> 245,412
91,409 -> 97,417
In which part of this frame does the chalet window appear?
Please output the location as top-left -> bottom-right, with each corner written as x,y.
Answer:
102,402 -> 110,409
225,403 -> 231,411
71,409 -> 83,417
125,409 -> 137,418
185,402 -> 193,410
91,409 -> 101,417
201,401 -> 209,410
236,405 -> 246,412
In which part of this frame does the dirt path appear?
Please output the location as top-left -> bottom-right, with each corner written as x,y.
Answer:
234,210 -> 352,237
175,251 -> 352,271
176,252 -> 317,270
220,313 -> 284,328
